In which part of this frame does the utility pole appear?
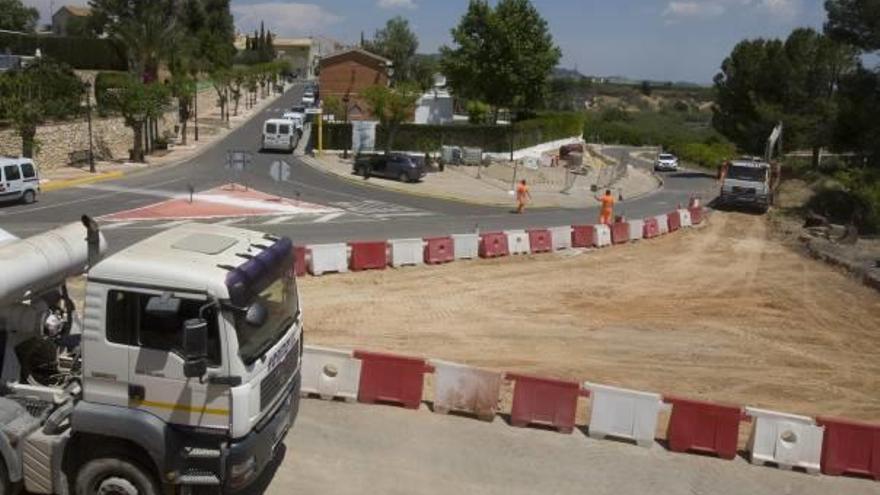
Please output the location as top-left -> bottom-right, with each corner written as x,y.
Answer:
85,82 -> 95,173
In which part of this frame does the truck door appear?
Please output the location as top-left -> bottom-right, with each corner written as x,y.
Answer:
1,164 -> 23,201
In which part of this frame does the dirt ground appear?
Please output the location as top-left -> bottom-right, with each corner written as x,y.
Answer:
301,212 -> 880,424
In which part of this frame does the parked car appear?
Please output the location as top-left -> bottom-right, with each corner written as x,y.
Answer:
0,156 -> 39,204
353,153 -> 426,183
654,153 -> 679,171
301,91 -> 315,106
261,118 -> 298,153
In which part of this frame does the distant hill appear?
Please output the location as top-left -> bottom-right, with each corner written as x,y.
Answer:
552,67 -> 586,79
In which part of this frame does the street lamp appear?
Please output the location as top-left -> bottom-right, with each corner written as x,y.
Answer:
342,94 -> 350,159
83,81 -> 95,173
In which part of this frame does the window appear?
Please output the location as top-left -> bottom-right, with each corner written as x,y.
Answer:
20,163 -> 35,179
106,290 -> 222,366
278,124 -> 290,134
265,123 -> 277,134
3,165 -> 20,181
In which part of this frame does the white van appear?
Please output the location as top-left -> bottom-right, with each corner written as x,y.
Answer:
0,157 -> 39,204
261,118 -> 298,153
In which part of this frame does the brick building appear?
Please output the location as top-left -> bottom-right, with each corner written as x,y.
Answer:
318,49 -> 392,121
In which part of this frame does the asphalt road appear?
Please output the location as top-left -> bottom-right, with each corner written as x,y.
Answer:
0,84 -> 718,250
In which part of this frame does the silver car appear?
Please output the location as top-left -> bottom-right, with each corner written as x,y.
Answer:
654,153 -> 679,171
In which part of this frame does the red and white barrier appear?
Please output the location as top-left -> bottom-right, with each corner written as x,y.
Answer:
643,217 -> 660,239
595,224 -> 612,247
678,208 -> 693,228
301,345 -> 362,402
611,222 -> 630,245
816,416 -> 880,480
664,396 -> 747,460
353,350 -> 430,409
572,225 -> 595,248
628,219 -> 645,241
667,211 -> 682,232
308,243 -> 349,276
389,238 -> 424,268
655,215 -> 670,235
479,232 -> 509,258
583,382 -> 663,448
452,233 -> 479,260
424,236 -> 454,264
349,241 -> 388,271
507,372 -> 584,434
505,230 -> 530,255
293,245 -> 307,277
745,407 -> 823,474
431,359 -> 502,421
549,226 -> 573,250
528,229 -> 553,253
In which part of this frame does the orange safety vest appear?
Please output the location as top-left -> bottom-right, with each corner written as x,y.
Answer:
516,184 -> 529,202
600,194 -> 614,212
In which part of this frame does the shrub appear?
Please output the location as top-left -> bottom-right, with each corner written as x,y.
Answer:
94,71 -> 130,115
0,32 -> 126,70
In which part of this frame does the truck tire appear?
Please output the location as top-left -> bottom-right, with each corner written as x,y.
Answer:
75,458 -> 159,495
21,190 -> 35,205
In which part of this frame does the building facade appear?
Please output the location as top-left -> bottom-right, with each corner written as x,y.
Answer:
52,6 -> 91,36
318,49 -> 391,121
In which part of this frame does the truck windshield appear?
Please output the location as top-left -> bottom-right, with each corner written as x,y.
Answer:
727,165 -> 766,182
233,274 -> 298,365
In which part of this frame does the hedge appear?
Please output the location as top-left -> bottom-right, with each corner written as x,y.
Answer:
94,71 -> 131,115
0,32 -> 126,71
317,112 -> 585,153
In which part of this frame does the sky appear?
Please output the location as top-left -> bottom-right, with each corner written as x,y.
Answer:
25,0 -> 828,83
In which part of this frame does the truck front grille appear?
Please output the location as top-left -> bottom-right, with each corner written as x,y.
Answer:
260,340 -> 299,412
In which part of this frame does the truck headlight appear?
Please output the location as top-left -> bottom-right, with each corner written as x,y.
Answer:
229,456 -> 257,488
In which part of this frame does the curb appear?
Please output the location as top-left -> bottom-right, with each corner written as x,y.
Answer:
40,170 -> 126,192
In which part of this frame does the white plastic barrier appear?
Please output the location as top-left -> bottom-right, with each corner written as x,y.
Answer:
594,224 -> 612,247
389,238 -> 424,268
308,243 -> 349,276
583,382 -> 663,447
505,230 -> 530,255
655,215 -> 670,235
628,219 -> 645,241
301,345 -> 362,401
431,359 -> 502,420
549,226 -> 572,250
678,208 -> 693,228
452,233 -> 479,260
745,407 -> 823,473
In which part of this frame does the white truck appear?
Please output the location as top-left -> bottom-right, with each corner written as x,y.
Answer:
0,218 -> 303,495
718,158 -> 781,212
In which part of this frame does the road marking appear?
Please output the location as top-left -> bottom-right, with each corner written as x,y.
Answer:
313,212 -> 345,223
214,218 -> 244,226
153,220 -> 191,229
101,221 -> 135,230
262,215 -> 296,225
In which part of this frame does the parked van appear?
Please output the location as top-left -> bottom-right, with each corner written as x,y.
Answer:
0,156 -> 39,204
261,118 -> 298,153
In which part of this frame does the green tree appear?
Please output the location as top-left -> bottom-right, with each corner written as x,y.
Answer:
0,58 -> 83,158
230,66 -> 246,115
322,95 -> 345,121
441,0 -> 561,121
825,0 -> 880,52
0,0 -> 39,32
105,76 -> 171,162
169,73 -> 196,145
365,16 -> 419,84
410,55 -> 438,93
362,84 -> 420,154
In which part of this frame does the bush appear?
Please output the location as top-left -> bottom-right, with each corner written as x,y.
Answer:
94,71 -> 130,115
0,32 -> 126,70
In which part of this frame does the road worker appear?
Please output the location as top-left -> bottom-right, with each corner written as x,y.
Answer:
515,179 -> 531,214
599,189 -> 615,225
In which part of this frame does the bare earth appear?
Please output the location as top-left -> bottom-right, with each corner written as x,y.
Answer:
301,212 -> 880,429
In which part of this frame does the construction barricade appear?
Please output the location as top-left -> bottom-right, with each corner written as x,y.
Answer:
353,350 -> 431,409
479,232 -> 509,258
349,241 -> 388,271
667,211 -> 682,232
664,396 -> 746,459
572,225 -> 595,248
816,416 -> 880,480
389,238 -> 424,268
656,214 -> 670,235
505,230 -> 530,255
452,233 -> 479,260
595,224 -> 612,247
430,359 -> 503,421
307,243 -> 349,276
745,407 -> 823,474
678,208 -> 693,228
628,219 -> 645,242
689,207 -> 703,225
293,246 -> 307,277
611,222 -> 630,245
301,345 -> 362,402
583,382 -> 662,448
507,373 -> 584,434
424,236 -> 454,264
549,226 -> 572,250
528,229 -> 553,253
643,217 -> 660,239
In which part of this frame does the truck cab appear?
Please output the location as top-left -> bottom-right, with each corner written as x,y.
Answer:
0,221 -> 303,495
718,159 -> 777,212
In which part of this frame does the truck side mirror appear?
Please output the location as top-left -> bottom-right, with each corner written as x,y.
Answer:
182,318 -> 208,378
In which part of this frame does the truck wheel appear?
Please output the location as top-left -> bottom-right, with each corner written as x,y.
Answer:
75,458 -> 159,495
398,172 -> 409,183
22,190 -> 35,204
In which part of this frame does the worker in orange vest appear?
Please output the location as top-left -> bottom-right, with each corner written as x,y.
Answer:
599,189 -> 615,225
515,179 -> 531,214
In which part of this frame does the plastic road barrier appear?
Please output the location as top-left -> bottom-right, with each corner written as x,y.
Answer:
452,233 -> 479,260
678,208 -> 693,228
431,359 -> 503,421
595,224 -> 612,247
643,217 -> 660,239
349,241 -> 388,271
293,245 -> 307,277
389,238 -> 424,268
301,345 -> 362,402
307,243 -> 349,276
507,373 -> 584,434
628,219 -> 645,242
611,222 -> 630,245
815,416 -> 880,480
689,207 -> 703,225
583,382 -> 662,447
505,230 -> 530,255
745,407 -> 823,474
549,226 -> 573,250
572,225 -> 596,248
424,236 -> 454,264
664,396 -> 747,459
353,350 -> 431,409
479,232 -> 509,258
667,211 -> 682,232
528,229 -> 553,253
655,215 -> 670,235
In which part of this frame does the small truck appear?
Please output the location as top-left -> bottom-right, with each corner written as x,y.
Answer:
718,158 -> 781,212
0,217 -> 303,495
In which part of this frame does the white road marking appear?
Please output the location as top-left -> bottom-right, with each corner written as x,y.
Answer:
101,221 -> 135,230
152,220 -> 191,229
215,218 -> 243,226
313,212 -> 345,223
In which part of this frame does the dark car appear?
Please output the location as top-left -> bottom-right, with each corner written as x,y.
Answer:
353,153 -> 426,183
